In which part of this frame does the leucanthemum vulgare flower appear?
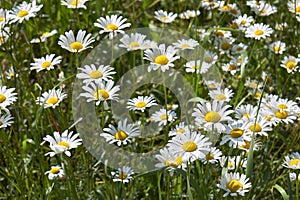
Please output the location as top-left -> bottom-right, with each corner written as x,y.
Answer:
204,80 -> 222,90
220,121 -> 251,147
30,54 -> 62,72
61,0 -> 89,9
77,64 -> 116,85
232,14 -> 254,31
168,122 -> 191,137
218,2 -> 240,16
0,27 -> 10,46
0,9 -> 10,26
126,96 -> 157,112
253,2 -> 277,16
151,108 -> 177,126
280,55 -> 299,73
94,15 -> 131,39
269,41 -> 286,54
246,115 -> 272,137
201,1 -> 221,10
155,147 -> 186,170
184,60 -> 211,74
9,0 -> 43,24
289,172 -> 300,182
111,166 -> 134,183
42,130 -> 82,157
5,66 -> 18,80
80,80 -> 120,106
167,130 -> 211,163
0,86 -> 17,109
222,62 -> 239,76
36,89 -> 67,109
232,43 -> 248,54
245,23 -> 273,40
100,119 -> 140,146
238,137 -> 261,152
235,104 -> 258,121
217,172 -> 252,197
213,29 -> 232,39
172,39 -> 199,50
208,87 -> 234,102
220,156 -> 246,170
201,147 -> 222,164
283,152 -> 300,169
119,33 -> 150,51
0,113 -> 14,128
45,165 -> 65,180
287,0 -> 300,15
154,10 -> 177,23
192,100 -> 234,132
179,10 -> 200,19
58,29 -> 95,53
167,104 -> 179,110
30,30 -> 57,43
143,44 -> 180,72
215,37 -> 235,55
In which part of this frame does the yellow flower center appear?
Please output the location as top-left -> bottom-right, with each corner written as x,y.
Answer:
114,130 -> 128,140
275,110 -> 288,119
296,6 -> 300,13
71,0 -> 78,6
241,20 -> 247,25
129,41 -> 140,47
226,180 -> 243,192
221,5 -> 230,11
221,43 -> 230,50
230,128 -> 243,138
286,61 -> 296,69
228,161 -> 233,168
41,61 -> 52,69
71,42 -> 83,51
239,140 -> 250,149
249,124 -> 262,132
94,89 -> 109,100
89,70 -> 103,79
260,9 -> 267,14
166,156 -> 182,167
228,64 -> 236,70
215,30 -> 224,37
254,30 -> 264,36
46,97 -> 59,105
181,44 -> 190,48
204,56 -> 213,63
206,153 -> 214,160
160,114 -> 167,120
106,24 -> 118,31
0,121 -> 3,126
154,55 -> 169,65
118,173 -> 127,179
58,141 -> 70,149
274,46 -> 281,52
278,104 -> 288,109
182,141 -> 197,152
254,93 -> 261,98
161,16 -> 168,22
50,167 -> 60,174
0,17 -> 4,22
42,32 -> 50,37
216,94 -> 226,100
175,128 -> 186,134
243,113 -> 250,119
205,111 -> 221,123
0,94 -> 6,103
17,10 -> 29,18
231,23 -> 239,29
136,101 -> 147,108
290,159 -> 300,166
191,65 -> 200,70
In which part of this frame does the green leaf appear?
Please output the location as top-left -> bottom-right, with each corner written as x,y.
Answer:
271,184 -> 289,200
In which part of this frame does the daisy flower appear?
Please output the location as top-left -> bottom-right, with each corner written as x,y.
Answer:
220,121 -> 251,147
0,27 -> 10,46
61,0 -> 89,9
289,172 -> 300,182
45,165 -> 65,180
221,63 -> 239,76
0,113 -> 14,128
269,41 -> 286,54
220,156 -> 245,170
111,166 -> 134,183
143,44 -> 180,72
94,15 -> 131,39
119,33 -> 149,51
201,147 -> 222,164
0,9 -> 10,26
208,88 -> 234,102
179,10 -> 200,19
168,122 -> 191,137
246,115 -> 272,137
0,86 -> 17,109
77,64 -> 116,85
232,14 -> 254,30
192,100 -> 234,132
30,30 -> 57,43
283,152 -> 300,169
30,54 -> 62,72
253,2 -> 277,16
172,39 -> 199,50
238,138 -> 261,152
5,66 -> 18,80
235,104 -> 258,121
204,80 -> 222,90
151,108 -> 177,126
245,23 -> 273,40
217,172 -> 252,197
287,0 -> 300,15
58,29 -> 95,53
9,0 -> 43,24
155,147 -> 185,169
36,89 -> 67,109
100,119 -> 140,146
215,37 -> 235,55
201,1 -> 220,10
184,60 -> 211,74
167,131 -> 211,163
214,29 -> 232,39
280,55 -> 299,73
80,80 -> 120,106
232,43 -> 248,54
42,129 -> 82,157
167,104 -> 179,110
154,10 -> 177,23
127,96 -> 157,112
246,0 -> 263,9
218,2 -> 240,16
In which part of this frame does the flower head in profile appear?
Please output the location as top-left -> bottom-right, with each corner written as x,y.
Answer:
94,15 -> 131,39
111,166 -> 134,183
154,10 -> 177,23
45,165 -> 65,180
280,55 -> 299,73
151,108 -> 177,126
42,129 -> 82,157
217,172 -> 252,197
77,64 -> 116,85
58,29 -> 95,53
30,54 -> 62,72
0,113 -> 14,129
283,152 -> 300,169
144,44 -> 180,72
0,9 -> 11,26
172,39 -> 199,50
30,30 -> 57,43
119,33 -> 150,51
245,23 -> 273,40
155,147 -> 186,173
9,0 -> 43,24
36,89 -> 67,109
179,10 -> 200,19
61,0 -> 89,9
100,119 -> 140,146
209,88 -> 234,102
127,96 -> 157,112
269,41 -> 286,54
0,86 -> 17,109
168,122 -> 191,137
201,147 -> 222,164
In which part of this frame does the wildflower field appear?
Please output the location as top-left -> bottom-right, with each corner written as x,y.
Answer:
1,0 -> 300,199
